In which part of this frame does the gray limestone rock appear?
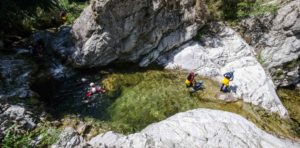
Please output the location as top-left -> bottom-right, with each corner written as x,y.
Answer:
51,127 -> 85,148
240,0 -> 300,87
0,104 -> 36,142
158,24 -> 288,118
71,0 -> 207,68
60,109 -> 300,148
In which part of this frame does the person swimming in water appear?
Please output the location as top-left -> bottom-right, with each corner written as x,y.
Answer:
85,82 -> 106,98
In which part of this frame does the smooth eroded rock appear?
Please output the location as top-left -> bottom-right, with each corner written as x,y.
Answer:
82,109 -> 299,147
158,24 -> 288,118
71,0 -> 207,68
241,0 -> 300,87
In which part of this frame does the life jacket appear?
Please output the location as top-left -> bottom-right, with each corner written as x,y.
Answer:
185,79 -> 191,86
221,78 -> 230,86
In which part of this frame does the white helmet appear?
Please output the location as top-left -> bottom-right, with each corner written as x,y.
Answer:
81,78 -> 88,82
90,82 -> 95,87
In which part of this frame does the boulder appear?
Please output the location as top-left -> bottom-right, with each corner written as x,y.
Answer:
240,0 -> 300,87
71,0 -> 207,68
158,23 -> 288,118
85,109 -> 300,148
0,104 -> 36,142
51,127 -> 85,148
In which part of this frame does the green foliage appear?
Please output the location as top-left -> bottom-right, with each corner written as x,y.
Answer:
274,69 -> 284,78
2,124 -> 61,147
57,0 -> 88,24
0,0 -> 88,36
2,126 -> 31,148
205,0 -> 278,21
256,53 -> 266,64
237,1 -> 278,18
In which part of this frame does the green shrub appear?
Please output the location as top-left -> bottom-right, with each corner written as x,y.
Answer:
0,0 -> 88,36
205,0 -> 278,21
237,1 -> 278,18
57,0 -> 88,24
2,125 -> 61,147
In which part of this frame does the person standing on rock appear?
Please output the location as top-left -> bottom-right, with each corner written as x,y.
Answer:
220,71 -> 234,93
185,71 -> 197,87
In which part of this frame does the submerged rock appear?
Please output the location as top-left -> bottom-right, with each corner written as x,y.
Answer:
56,109 -> 300,148
158,24 -> 288,118
71,0 -> 207,68
241,0 -> 300,87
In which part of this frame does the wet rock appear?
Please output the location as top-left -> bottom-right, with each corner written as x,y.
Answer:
158,23 -> 288,118
32,27 -> 75,61
71,0 -> 207,68
51,127 -> 85,148
85,109 -> 300,148
240,0 -> 300,87
0,55 -> 35,100
216,93 -> 237,102
30,27 -> 76,80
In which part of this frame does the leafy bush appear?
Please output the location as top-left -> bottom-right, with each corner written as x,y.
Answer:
0,0 -> 88,37
2,125 -> 61,147
237,1 -> 278,18
57,0 -> 88,24
205,0 -> 278,21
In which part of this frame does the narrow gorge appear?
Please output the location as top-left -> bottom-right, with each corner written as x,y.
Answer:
0,0 -> 299,147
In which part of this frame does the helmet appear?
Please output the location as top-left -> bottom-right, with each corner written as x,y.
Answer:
81,78 -> 87,82
90,82 -> 95,87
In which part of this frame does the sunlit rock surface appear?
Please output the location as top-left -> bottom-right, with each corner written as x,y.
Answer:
241,0 -> 300,87
158,24 -> 288,118
71,0 -> 207,67
51,127 -> 85,148
54,109 -> 300,148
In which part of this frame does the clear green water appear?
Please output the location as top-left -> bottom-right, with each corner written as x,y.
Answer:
36,69 -> 300,139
